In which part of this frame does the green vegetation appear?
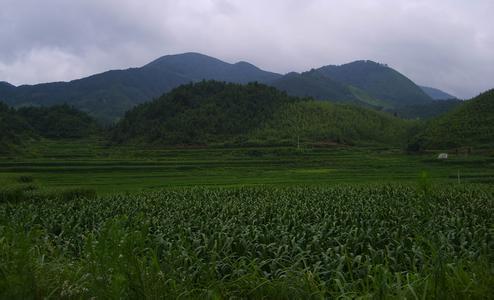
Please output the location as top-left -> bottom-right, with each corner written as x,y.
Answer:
270,70 -> 361,104
255,101 -> 412,146
317,61 -> 432,107
1,138 -> 493,194
1,53 -> 442,122
111,81 -> 414,146
0,102 -> 35,153
411,90 -> 494,150
0,104 -> 98,153
389,99 -> 463,120
17,104 -> 99,138
1,76 -> 493,298
1,185 -> 492,298
111,81 -> 299,145
0,53 -> 281,122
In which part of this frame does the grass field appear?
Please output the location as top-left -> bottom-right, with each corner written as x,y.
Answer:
1,139 -> 493,193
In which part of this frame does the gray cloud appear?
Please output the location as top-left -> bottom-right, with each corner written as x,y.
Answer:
0,0 -> 492,98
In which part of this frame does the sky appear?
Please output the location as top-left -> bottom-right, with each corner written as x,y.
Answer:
0,0 -> 492,98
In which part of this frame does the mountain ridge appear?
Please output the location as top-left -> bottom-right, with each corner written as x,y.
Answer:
1,53 -> 444,121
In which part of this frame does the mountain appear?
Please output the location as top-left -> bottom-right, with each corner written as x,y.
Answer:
409,89 -> 494,150
316,61 -> 432,107
145,53 -> 281,83
420,86 -> 457,100
271,71 -> 357,101
0,53 -> 436,121
112,81 -> 412,146
271,60 -> 432,108
0,53 -> 281,122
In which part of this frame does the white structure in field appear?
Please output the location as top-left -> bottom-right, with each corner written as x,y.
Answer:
438,153 -> 448,159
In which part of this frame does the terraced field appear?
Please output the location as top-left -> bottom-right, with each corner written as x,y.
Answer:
1,139 -> 493,193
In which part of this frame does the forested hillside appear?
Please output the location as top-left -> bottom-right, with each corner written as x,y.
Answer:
0,104 -> 99,153
112,81 -> 414,146
255,101 -> 413,146
410,90 -> 494,150
0,103 -> 34,153
389,99 -> 463,119
317,61 -> 432,106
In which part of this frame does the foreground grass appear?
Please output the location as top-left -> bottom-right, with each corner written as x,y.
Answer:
1,185 -> 493,298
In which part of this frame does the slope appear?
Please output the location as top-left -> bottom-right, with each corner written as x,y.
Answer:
112,81 -> 413,146
410,89 -> 494,150
317,61 -> 432,107
0,104 -> 99,153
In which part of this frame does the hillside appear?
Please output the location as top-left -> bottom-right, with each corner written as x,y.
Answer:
420,86 -> 457,100
316,61 -> 432,107
0,103 -> 34,153
0,104 -> 99,153
271,60 -> 431,109
17,105 -> 99,139
410,89 -> 494,150
112,81 -> 413,146
254,101 -> 413,146
270,71 -> 358,103
389,99 -> 463,119
0,53 -> 281,122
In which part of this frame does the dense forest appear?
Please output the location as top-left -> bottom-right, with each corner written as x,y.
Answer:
409,89 -> 494,150
388,99 -> 463,120
111,81 -> 414,146
111,81 -> 300,145
254,101 -> 412,146
0,104 -> 98,153
2,80 -> 492,152
0,103 -> 34,153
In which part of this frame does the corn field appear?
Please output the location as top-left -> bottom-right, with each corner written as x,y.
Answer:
1,185 -> 493,298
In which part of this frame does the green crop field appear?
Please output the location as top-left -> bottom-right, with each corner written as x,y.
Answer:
1,139 -> 493,298
1,185 -> 493,298
1,139 -> 493,194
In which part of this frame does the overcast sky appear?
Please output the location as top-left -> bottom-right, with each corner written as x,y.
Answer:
0,0 -> 492,98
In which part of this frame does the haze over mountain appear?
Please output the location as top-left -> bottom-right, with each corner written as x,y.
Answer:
420,86 -> 458,100
0,52 -> 441,121
419,86 -> 457,100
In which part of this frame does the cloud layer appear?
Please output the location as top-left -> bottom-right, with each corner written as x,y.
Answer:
1,0 -> 492,98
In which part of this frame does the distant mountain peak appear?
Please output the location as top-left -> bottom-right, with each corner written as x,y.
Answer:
145,52 -> 225,68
